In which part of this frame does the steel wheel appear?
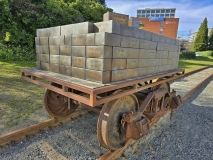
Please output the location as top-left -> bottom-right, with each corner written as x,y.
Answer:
97,90 -> 139,150
153,78 -> 170,92
43,83 -> 78,118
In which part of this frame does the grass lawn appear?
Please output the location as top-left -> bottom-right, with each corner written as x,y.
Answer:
179,51 -> 213,73
0,61 -> 44,127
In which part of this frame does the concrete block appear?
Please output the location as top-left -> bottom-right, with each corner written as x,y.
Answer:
163,44 -> 169,51
36,54 -> 41,61
138,59 -> 148,68
154,66 -> 159,73
174,52 -> 179,58
41,62 -> 49,71
146,67 -> 155,75
140,40 -> 150,49
59,65 -> 72,76
167,58 -> 173,65
126,68 -> 138,79
165,37 -> 171,44
149,41 -> 157,50
103,12 -> 129,25
128,48 -> 139,58
86,33 -> 95,46
121,36 -> 129,47
61,24 -> 73,35
86,46 -> 112,58
72,22 -> 94,35
49,45 -> 59,55
158,59 -> 164,66
65,35 -> 72,45
159,35 -> 166,43
72,34 -> 86,46
120,24 -> 132,37
41,54 -> 49,63
129,38 -> 140,48
113,47 -> 128,58
35,37 -> 39,45
59,36 -> 65,45
158,66 -> 164,72
170,38 -> 176,45
147,59 -> 156,67
40,45 -> 49,54
36,28 -> 49,37
72,56 -> 85,68
49,63 -> 60,73
132,27 -> 144,39
60,45 -> 71,56
147,50 -> 156,58
86,70 -> 111,83
49,36 -> 60,45
129,18 -> 139,28
40,37 -> 48,45
157,42 -> 164,51
86,58 -> 112,71
72,46 -> 85,57
49,26 -> 60,36
138,68 -> 147,76
162,51 -> 169,59
112,59 -> 126,70
111,70 -> 126,82
156,51 -> 164,58
94,20 -> 120,34
139,49 -> 149,59
176,39 -> 179,45
50,55 -> 60,64
162,59 -> 168,65
36,61 -> 41,70
111,34 -> 121,47
154,59 -> 160,66
60,55 -> 71,66
152,33 -> 160,42
72,67 -> 85,79
36,45 -> 40,54
143,31 -> 152,41
95,32 -> 120,47
126,59 -> 139,68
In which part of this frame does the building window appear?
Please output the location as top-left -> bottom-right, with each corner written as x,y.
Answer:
171,10 -> 175,13
156,14 -> 160,17
160,14 -> 165,17
151,10 -> 155,13
160,28 -> 163,35
166,10 -> 170,13
156,10 -> 160,13
142,15 -> 145,17
151,14 -> 155,17
170,14 -> 175,16
165,14 -> 170,17
142,10 -> 146,13
146,13 -> 150,17
161,10 -> 165,13
137,11 -> 141,14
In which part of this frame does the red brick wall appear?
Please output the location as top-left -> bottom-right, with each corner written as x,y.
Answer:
134,17 -> 179,39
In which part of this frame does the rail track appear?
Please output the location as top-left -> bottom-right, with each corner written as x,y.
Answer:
0,66 -> 212,158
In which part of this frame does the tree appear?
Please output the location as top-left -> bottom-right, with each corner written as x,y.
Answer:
208,28 -> 213,50
193,17 -> 208,51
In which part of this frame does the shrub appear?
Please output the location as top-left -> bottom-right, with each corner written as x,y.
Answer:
179,52 -> 196,59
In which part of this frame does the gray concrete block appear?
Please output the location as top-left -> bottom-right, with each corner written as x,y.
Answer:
72,56 -> 85,68
111,69 -> 126,82
49,26 -> 60,36
72,46 -> 85,57
50,55 -> 60,64
176,39 -> 179,45
165,37 -> 171,44
86,33 -> 95,46
156,51 -> 164,58
138,59 -> 148,68
158,66 -> 164,72
139,49 -> 149,59
41,62 -> 49,71
126,59 -> 139,68
147,50 -> 156,58
138,68 -> 147,76
60,55 -> 71,66
143,31 -> 152,41
49,36 -> 60,45
49,45 -> 59,55
112,59 -> 126,70
129,18 -> 140,28
154,66 -> 159,73
111,34 -> 121,47
41,54 -> 49,63
126,68 -> 138,79
121,36 -> 129,47
159,35 -> 166,43
65,35 -> 72,45
72,67 -> 85,79
59,36 -> 65,45
152,33 -> 160,42
149,41 -> 157,50
128,48 -> 139,58
36,45 -> 40,54
162,51 -> 169,59
132,28 -> 144,39
86,46 -> 112,58
162,58 -> 168,65
36,61 -> 41,70
146,66 -> 155,75
94,32 -> 111,46
103,12 -> 129,25
40,37 -> 48,45
35,37 -> 39,45
59,65 -> 72,76
40,45 -> 49,54
120,24 -> 132,37
36,28 -> 49,37
94,20 -> 120,34
61,24 -> 73,35
60,45 -> 71,56
36,54 -> 41,61
129,38 -> 140,48
86,58 -> 112,71
72,22 -> 94,35
72,34 -> 86,46
147,59 -> 156,67
167,58 -> 173,65
113,47 -> 128,58
86,70 -> 111,83
49,63 -> 60,73
140,40 -> 150,49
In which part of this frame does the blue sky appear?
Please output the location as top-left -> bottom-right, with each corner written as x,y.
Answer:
105,0 -> 213,39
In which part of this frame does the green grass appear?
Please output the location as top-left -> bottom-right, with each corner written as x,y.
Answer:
0,61 -> 44,127
179,51 -> 213,73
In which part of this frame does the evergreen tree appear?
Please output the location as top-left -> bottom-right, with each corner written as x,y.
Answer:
193,17 -> 208,51
208,28 -> 213,50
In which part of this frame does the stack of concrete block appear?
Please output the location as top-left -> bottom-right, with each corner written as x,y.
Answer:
35,12 -> 180,84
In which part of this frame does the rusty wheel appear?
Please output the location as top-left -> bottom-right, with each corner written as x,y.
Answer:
97,90 -> 139,150
43,83 -> 78,118
153,78 -> 170,92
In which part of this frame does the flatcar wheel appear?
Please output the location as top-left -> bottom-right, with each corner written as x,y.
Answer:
43,83 -> 78,118
97,90 -> 139,150
153,78 -> 170,92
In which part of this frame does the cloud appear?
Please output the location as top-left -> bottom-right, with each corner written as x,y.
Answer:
106,0 -> 213,39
